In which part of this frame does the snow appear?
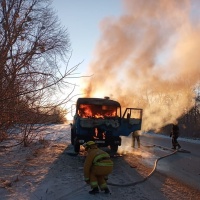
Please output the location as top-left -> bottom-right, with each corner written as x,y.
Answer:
0,124 -> 200,200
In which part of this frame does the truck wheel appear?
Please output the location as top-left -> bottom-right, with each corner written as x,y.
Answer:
71,130 -> 75,145
110,144 -> 118,153
74,138 -> 80,153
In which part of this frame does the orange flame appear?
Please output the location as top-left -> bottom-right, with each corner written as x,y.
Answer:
78,104 -> 117,118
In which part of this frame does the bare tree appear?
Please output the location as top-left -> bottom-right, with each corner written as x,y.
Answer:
0,0 -> 79,145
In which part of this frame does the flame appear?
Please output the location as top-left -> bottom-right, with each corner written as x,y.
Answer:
93,127 -> 106,139
78,104 -> 92,117
95,128 -> 98,137
78,104 -> 117,118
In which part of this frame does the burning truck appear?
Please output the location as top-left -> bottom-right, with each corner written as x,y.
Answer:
70,97 -> 143,153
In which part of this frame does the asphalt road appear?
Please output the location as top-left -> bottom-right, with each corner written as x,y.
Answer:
140,133 -> 200,191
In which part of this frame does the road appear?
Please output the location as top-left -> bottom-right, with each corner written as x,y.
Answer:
1,124 -> 199,200
139,132 -> 200,191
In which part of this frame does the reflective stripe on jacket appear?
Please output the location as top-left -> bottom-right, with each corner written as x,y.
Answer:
93,153 -> 113,166
84,147 -> 113,180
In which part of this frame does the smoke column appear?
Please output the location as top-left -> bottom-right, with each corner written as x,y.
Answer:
81,0 -> 200,131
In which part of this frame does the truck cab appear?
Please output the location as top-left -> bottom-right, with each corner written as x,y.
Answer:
70,97 -> 142,153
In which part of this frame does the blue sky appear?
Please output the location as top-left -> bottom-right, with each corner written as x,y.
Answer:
52,0 -> 122,75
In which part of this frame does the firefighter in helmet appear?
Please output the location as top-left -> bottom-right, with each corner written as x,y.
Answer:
170,123 -> 181,150
132,130 -> 140,148
83,141 -> 113,194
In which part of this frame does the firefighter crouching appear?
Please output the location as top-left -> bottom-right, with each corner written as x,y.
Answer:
83,141 -> 113,194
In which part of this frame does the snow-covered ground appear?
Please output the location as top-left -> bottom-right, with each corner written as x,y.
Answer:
0,124 -> 200,200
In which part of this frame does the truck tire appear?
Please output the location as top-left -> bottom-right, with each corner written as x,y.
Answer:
110,144 -> 118,153
74,138 -> 80,153
71,130 -> 75,145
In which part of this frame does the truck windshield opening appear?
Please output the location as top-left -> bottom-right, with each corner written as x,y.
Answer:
78,104 -> 119,118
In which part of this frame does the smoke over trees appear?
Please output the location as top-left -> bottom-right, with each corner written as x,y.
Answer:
81,0 -> 200,137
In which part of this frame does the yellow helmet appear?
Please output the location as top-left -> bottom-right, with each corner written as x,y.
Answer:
83,141 -> 96,150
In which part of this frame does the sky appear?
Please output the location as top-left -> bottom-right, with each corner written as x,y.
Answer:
51,0 -> 200,131
52,0 -> 122,76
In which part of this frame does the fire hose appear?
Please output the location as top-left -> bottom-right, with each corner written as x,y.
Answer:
107,149 -> 178,187
65,148 -> 183,198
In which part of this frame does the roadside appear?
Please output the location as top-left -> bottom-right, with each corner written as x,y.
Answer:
139,132 -> 200,191
0,124 -> 200,200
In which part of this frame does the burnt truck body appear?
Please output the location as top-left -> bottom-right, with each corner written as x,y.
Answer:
71,97 -> 143,153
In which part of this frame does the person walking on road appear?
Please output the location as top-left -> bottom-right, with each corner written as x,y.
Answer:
132,131 -> 140,148
170,123 -> 181,150
83,141 -> 113,195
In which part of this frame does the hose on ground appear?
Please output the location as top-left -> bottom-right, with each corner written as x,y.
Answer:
107,150 -> 178,187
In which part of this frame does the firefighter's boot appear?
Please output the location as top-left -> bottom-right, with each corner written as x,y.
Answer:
89,187 -> 99,194
104,188 -> 110,194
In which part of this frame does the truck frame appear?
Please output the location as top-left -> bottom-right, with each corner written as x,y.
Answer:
70,97 -> 142,153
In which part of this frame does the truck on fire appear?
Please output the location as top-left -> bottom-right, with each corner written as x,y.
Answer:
70,97 -> 143,153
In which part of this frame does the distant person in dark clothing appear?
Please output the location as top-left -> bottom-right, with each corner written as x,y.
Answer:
132,131 -> 140,148
170,123 -> 181,150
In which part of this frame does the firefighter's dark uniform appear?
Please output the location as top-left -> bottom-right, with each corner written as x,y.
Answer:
83,141 -> 113,194
170,124 -> 181,150
132,131 -> 140,148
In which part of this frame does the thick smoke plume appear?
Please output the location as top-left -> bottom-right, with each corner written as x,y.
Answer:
81,0 -> 200,131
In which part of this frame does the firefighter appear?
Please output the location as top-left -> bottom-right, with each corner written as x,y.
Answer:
170,123 -> 181,150
83,141 -> 113,194
132,131 -> 140,148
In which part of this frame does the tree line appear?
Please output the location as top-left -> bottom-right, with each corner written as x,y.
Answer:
0,0 -> 78,145
162,89 -> 200,138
